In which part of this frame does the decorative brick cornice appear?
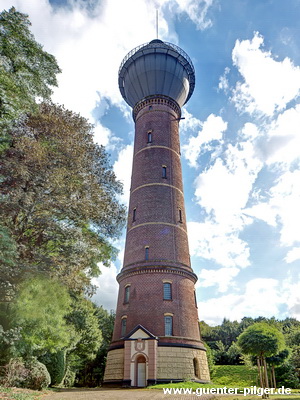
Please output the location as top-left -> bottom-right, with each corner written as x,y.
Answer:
133,95 -> 181,121
127,221 -> 187,234
117,265 -> 198,283
135,145 -> 181,158
131,182 -> 184,196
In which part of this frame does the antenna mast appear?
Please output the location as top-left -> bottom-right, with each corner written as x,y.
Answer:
156,9 -> 158,39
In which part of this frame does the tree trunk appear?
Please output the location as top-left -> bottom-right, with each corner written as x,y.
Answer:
272,365 -> 276,390
263,356 -> 269,398
269,364 -> 273,388
257,357 -> 264,391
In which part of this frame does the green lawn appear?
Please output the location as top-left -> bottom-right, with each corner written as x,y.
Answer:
213,365 -> 258,387
0,386 -> 49,400
150,364 -> 300,396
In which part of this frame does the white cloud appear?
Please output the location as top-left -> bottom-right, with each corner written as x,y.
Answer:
182,113 -> 227,168
194,141 -> 262,225
285,247 -> 300,264
231,32 -> 300,116
264,104 -> 300,167
198,278 -> 283,325
239,122 -> 260,141
218,66 -> 230,92
92,263 -> 118,311
198,267 -> 240,293
187,127 -> 263,269
246,169 -> 300,253
188,221 -> 250,268
170,0 -> 214,30
113,144 -> 134,205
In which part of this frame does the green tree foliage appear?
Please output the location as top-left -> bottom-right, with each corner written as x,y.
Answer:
66,296 -> 103,366
10,275 -> 74,356
39,350 -> 66,386
0,326 -> 21,364
237,322 -> 285,396
274,362 -> 300,389
73,306 -> 115,387
0,7 -> 61,146
0,225 -> 18,302
237,323 -> 285,358
0,102 -> 126,299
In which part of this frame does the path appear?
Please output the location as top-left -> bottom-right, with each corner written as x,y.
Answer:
40,388 -> 216,400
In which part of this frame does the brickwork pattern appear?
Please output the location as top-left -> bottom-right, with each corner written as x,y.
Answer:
123,100 -> 190,270
157,347 -> 210,381
113,271 -> 200,342
105,97 -> 210,385
103,349 -> 124,381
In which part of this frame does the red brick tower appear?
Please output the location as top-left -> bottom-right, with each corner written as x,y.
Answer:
104,40 -> 210,387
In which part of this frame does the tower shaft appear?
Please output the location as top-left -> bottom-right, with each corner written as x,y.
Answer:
104,97 -> 210,386
104,39 -> 210,387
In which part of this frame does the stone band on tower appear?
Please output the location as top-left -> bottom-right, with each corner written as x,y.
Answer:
104,39 -> 210,386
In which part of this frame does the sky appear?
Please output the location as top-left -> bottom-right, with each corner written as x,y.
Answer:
3,0 -> 300,325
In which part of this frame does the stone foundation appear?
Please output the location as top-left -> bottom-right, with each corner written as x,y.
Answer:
104,341 -> 210,385
103,348 -> 124,382
157,346 -> 210,382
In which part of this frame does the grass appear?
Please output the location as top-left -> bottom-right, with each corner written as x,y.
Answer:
149,365 -> 300,398
213,365 -> 258,387
0,386 -> 50,400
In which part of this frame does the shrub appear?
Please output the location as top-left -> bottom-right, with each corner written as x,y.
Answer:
275,362 -> 300,389
24,358 -> 51,390
0,358 -> 29,387
63,367 -> 76,387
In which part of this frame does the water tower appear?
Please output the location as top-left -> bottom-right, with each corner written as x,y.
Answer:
103,39 -> 210,387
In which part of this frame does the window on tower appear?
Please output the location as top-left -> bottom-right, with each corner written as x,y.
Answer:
162,165 -> 167,178
164,315 -> 173,336
132,208 -> 136,222
121,317 -> 127,336
179,208 -> 183,223
145,246 -> 149,260
163,282 -> 172,300
194,290 -> 198,308
147,130 -> 152,143
124,285 -> 130,304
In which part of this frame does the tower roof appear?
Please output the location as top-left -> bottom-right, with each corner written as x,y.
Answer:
118,39 -> 195,108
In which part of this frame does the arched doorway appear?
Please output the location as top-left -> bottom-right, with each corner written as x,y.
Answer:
135,355 -> 146,387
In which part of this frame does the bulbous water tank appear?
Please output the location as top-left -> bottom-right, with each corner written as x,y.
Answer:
119,39 -> 195,108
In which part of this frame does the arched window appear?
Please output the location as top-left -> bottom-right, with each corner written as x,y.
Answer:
147,130 -> 152,143
179,208 -> 182,223
124,285 -> 130,304
145,246 -> 149,260
164,315 -> 173,336
121,316 -> 127,336
163,282 -> 172,300
193,358 -> 200,379
162,165 -> 167,178
132,208 -> 136,222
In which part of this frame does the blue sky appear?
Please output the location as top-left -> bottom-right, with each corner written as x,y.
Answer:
3,0 -> 300,325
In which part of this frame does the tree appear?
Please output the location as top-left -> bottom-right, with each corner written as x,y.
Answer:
71,306 -> 115,387
66,296 -> 103,366
237,323 -> 285,397
0,225 -> 18,301
266,349 -> 289,389
9,275 -> 75,357
1,102 -> 126,298
0,7 -> 61,147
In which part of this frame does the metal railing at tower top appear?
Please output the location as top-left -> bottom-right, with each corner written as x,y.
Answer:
118,40 -> 195,80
